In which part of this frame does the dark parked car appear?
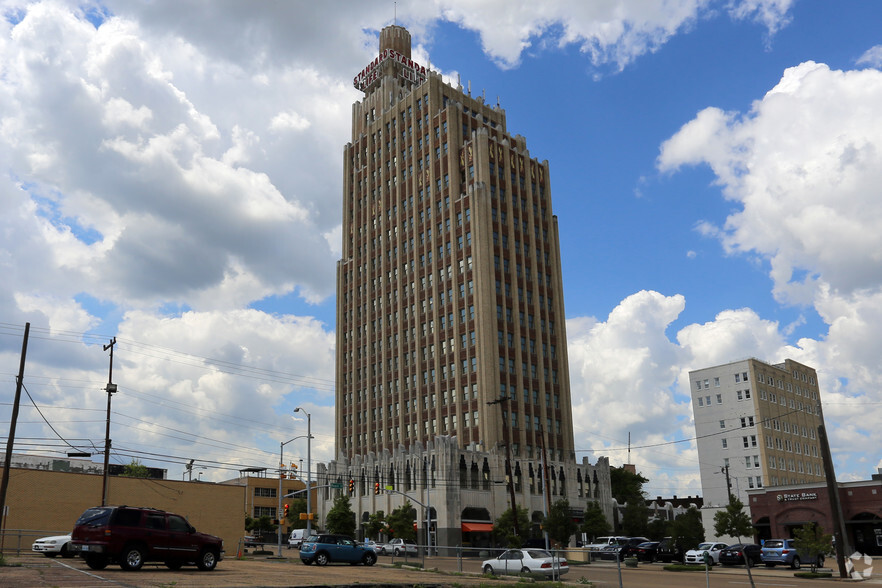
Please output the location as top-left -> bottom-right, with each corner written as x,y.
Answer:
70,505 -> 223,571
300,534 -> 377,566
634,541 -> 660,562
599,537 -> 650,561
656,537 -> 685,563
719,543 -> 762,566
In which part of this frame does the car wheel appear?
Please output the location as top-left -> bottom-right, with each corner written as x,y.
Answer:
363,552 -> 377,566
197,549 -> 218,571
165,561 -> 183,570
791,556 -> 801,570
85,555 -> 108,570
315,552 -> 329,566
60,543 -> 74,558
483,564 -> 494,575
521,566 -> 532,574
120,545 -> 145,571
394,548 -> 401,556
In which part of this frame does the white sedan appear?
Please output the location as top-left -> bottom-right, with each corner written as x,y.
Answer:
32,534 -> 73,558
482,548 -> 569,576
684,542 -> 729,565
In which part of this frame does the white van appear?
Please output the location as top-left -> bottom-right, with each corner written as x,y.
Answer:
287,529 -> 314,549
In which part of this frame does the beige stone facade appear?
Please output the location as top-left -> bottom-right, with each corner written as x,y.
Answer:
338,24 -> 575,465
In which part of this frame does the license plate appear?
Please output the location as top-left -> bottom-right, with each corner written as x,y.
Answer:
80,545 -> 89,552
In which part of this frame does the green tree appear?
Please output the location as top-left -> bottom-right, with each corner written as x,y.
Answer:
287,498 -> 308,528
545,499 -> 579,548
670,507 -> 704,556
325,494 -> 356,536
245,515 -> 277,538
364,510 -> 386,539
581,501 -> 611,542
609,467 -> 648,502
494,506 -> 530,547
621,497 -> 650,537
793,523 -> 832,573
714,497 -> 757,587
647,517 -> 670,541
386,501 -> 417,541
121,459 -> 149,478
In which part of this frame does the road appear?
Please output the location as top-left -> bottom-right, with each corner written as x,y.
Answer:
1,553 -> 875,587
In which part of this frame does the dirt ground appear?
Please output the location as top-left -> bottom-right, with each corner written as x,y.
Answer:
0,553 -> 506,587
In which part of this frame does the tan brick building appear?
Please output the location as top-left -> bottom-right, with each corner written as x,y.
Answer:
0,466 -> 243,555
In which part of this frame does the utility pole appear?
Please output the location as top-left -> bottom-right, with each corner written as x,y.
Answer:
819,423 -> 849,578
487,395 -> 519,539
101,337 -> 117,506
0,323 -> 30,544
538,423 -> 552,551
721,463 -> 733,502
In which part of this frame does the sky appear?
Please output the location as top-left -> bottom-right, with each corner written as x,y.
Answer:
1,0 -> 881,500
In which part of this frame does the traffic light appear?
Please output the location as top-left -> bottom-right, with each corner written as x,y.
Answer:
283,503 -> 289,518
374,482 -> 380,495
348,478 -> 355,494
291,463 -> 298,478
280,463 -> 286,479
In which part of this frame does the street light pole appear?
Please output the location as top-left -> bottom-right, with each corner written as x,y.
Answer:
295,407 -> 312,538
277,433 -> 307,557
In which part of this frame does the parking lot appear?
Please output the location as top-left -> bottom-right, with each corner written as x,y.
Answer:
3,551 -> 876,588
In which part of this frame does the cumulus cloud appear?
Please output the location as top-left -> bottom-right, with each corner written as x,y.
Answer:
659,62 -> 882,306
655,59 -> 882,485
434,0 -> 793,70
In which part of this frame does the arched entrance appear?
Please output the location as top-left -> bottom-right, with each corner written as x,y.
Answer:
849,512 -> 882,556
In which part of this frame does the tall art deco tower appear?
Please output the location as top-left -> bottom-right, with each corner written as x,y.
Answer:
336,25 -> 576,465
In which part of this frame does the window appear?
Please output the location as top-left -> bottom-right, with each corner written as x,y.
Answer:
716,394 -> 722,404
721,438 -> 728,449
720,420 -> 726,429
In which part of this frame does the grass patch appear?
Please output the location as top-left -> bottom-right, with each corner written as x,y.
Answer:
794,571 -> 832,579
664,564 -> 708,572
392,561 -> 424,569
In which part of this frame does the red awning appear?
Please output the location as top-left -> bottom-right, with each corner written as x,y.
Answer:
461,522 -> 493,532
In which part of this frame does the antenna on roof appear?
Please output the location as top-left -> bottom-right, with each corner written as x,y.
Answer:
394,2 -> 397,26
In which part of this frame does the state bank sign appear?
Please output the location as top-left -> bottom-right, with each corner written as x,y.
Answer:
777,492 -> 819,502
354,49 -> 427,91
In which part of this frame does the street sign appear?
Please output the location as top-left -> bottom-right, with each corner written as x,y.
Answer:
331,482 -> 343,489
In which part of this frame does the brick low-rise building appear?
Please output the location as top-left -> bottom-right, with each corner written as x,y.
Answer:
747,477 -> 882,556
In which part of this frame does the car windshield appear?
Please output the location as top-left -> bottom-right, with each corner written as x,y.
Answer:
696,543 -> 713,550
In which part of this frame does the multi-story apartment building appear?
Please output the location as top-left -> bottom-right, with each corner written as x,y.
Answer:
336,24 -> 574,464
322,24 -> 612,549
690,358 -> 827,510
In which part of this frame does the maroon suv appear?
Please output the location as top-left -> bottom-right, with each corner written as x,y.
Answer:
71,505 -> 224,571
